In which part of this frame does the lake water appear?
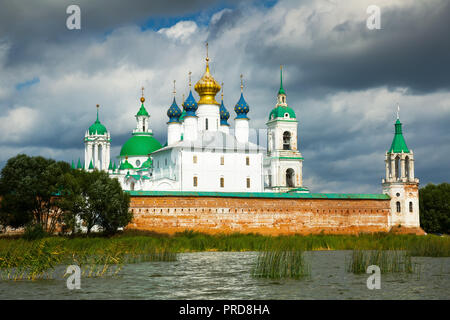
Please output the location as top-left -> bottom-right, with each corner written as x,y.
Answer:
0,251 -> 449,299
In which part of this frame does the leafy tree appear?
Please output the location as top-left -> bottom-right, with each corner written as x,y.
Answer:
419,183 -> 450,234
0,154 -> 72,233
61,169 -> 131,235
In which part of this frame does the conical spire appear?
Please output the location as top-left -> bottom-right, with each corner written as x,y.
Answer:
278,65 -> 286,95
136,87 -> 149,117
77,158 -> 82,169
388,108 -> 409,153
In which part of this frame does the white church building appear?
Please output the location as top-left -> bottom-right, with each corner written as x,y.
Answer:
76,53 -> 307,194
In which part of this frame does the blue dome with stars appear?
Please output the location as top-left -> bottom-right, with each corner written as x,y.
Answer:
234,93 -> 249,119
167,97 -> 182,123
182,90 -> 198,117
220,100 -> 230,126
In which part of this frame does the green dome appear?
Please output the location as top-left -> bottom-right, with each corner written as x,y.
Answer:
89,121 -> 107,135
120,134 -> 162,157
88,108 -> 107,135
119,159 -> 134,170
269,106 -> 296,120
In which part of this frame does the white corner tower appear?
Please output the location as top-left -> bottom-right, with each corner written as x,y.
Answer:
84,104 -> 110,171
265,66 -> 304,192
382,107 -> 420,229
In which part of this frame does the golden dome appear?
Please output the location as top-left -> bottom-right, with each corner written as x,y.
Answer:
194,52 -> 221,105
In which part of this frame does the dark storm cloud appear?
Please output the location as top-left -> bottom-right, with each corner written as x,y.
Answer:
0,0 -> 449,193
244,1 -> 450,95
0,0 -> 245,66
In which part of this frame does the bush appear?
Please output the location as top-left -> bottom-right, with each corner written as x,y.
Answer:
23,224 -> 48,241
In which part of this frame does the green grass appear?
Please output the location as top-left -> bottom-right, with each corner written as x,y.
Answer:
347,249 -> 417,274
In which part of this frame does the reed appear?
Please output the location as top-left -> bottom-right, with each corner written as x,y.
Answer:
252,245 -> 310,279
347,249 -> 417,274
0,237 -> 177,281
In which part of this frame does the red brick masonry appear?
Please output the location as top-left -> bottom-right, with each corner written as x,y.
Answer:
128,195 -> 391,235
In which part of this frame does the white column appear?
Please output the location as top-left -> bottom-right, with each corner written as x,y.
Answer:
220,125 -> 230,135
106,142 -> 110,171
235,118 -> 249,143
183,116 -> 198,141
385,158 -> 389,182
390,156 -> 395,180
401,157 -> 406,180
85,141 -> 92,169
102,141 -> 107,170
409,159 -> 415,180
94,143 -> 98,169
84,141 -> 88,169
168,122 -> 182,145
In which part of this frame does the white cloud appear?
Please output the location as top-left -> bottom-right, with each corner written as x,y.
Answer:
158,21 -> 198,41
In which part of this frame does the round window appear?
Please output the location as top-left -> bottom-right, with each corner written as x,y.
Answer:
136,160 -> 141,167
284,113 -> 289,118
396,192 -> 400,197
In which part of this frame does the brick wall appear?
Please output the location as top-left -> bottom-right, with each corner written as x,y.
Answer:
128,196 -> 391,235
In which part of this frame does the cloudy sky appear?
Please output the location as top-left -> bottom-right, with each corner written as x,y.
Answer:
0,0 -> 449,193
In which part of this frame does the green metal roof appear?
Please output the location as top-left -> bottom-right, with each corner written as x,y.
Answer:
88,160 -> 94,169
269,106 -> 296,120
389,119 -> 410,153
140,156 -> 152,169
88,108 -> 107,135
119,159 -> 134,170
128,190 -> 390,200
136,103 -> 149,117
120,134 -> 162,157
77,158 -> 83,169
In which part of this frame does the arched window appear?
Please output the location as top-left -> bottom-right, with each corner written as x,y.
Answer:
131,182 -> 135,191
143,119 -> 146,132
409,201 -> 413,213
283,131 -> 291,150
193,176 -> 198,187
286,168 -> 295,187
396,201 -> 401,213
394,156 -> 400,180
246,178 -> 251,188
220,177 -> 224,188
205,118 -> 209,130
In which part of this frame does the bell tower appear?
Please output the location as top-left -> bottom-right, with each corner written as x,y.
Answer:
84,104 -> 110,171
382,107 -> 420,228
265,66 -> 304,192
